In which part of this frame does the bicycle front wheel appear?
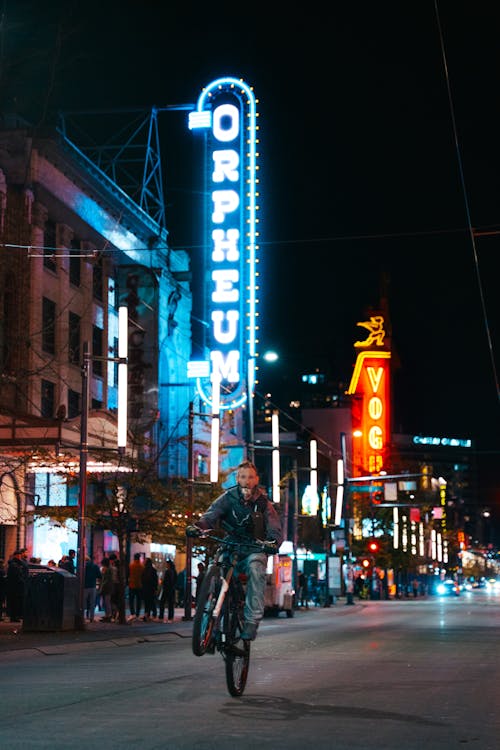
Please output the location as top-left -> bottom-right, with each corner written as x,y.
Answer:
192,564 -> 222,656
224,585 -> 250,696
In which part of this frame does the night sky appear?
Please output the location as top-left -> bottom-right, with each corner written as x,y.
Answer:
2,1 -> 500,526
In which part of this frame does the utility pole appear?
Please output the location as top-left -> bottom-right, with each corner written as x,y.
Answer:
292,458 -> 299,593
340,432 -> 354,605
183,402 -> 195,621
76,308 -> 128,629
76,343 -> 90,630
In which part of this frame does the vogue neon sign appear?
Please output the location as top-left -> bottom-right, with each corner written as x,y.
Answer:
347,316 -> 391,475
188,77 -> 259,410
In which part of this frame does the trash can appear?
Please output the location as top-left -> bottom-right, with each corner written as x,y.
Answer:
23,566 -> 78,631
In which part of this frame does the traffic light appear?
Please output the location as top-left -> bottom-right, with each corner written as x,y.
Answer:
367,539 -> 380,554
361,557 -> 371,569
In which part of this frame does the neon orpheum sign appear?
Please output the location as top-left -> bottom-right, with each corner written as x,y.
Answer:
347,316 -> 391,475
187,77 -> 259,410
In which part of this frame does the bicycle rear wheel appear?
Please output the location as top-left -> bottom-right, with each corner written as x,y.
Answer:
192,564 -> 222,656
224,585 -> 250,696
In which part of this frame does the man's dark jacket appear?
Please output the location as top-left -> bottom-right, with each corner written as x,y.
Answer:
197,485 -> 283,550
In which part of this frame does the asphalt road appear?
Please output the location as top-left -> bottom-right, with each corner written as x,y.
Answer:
0,591 -> 498,750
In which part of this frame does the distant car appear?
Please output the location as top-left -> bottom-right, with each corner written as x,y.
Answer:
463,577 -> 485,591
435,579 -> 460,597
485,577 -> 500,592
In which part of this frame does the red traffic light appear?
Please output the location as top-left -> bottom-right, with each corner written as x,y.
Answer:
367,540 -> 380,553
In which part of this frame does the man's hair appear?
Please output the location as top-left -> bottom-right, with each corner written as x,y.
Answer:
237,460 -> 258,473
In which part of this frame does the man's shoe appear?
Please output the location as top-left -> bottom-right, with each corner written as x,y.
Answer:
240,623 -> 258,641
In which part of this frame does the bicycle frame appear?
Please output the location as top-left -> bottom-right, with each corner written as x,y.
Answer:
191,533 -> 274,696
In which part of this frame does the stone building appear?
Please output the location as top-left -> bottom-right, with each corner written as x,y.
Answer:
0,117 -> 193,561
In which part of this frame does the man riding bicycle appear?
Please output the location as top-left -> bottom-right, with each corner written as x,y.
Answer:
187,460 -> 283,641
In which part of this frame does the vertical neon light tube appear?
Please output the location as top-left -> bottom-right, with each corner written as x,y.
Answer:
117,305 -> 128,450
393,507 -> 399,549
272,410 -> 280,503
402,514 -> 408,552
334,458 -> 344,526
210,372 -> 221,483
437,532 -> 443,563
310,440 -> 318,499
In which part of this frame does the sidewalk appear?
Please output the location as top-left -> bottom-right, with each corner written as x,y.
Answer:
0,607 -> 194,657
0,599 -> 360,658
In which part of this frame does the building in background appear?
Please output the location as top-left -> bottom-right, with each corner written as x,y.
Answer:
0,117 -> 193,563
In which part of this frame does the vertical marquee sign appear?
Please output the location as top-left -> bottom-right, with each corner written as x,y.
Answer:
187,77 -> 259,412
347,315 -> 391,476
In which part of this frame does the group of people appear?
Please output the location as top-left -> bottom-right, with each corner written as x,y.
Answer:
0,547 -> 202,626
127,553 -> 178,623
83,552 -> 184,624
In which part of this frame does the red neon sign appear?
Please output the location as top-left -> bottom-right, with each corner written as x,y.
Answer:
347,316 -> 391,477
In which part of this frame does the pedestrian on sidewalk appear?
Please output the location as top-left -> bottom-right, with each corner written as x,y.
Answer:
99,558 -> 114,622
84,556 -> 102,622
109,554 -> 120,621
141,558 -> 158,621
59,549 -> 76,574
128,552 -> 144,621
158,559 -> 177,622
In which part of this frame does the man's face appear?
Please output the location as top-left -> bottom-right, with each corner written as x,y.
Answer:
237,467 -> 259,497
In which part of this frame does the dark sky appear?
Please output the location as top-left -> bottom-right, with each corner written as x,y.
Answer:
3,1 -> 500,507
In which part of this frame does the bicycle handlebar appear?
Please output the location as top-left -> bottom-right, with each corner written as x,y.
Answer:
186,526 -> 278,555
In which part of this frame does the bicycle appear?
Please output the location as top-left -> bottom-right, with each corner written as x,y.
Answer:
190,530 -> 277,697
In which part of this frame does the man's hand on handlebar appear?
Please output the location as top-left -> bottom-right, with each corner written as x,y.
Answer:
262,539 -> 279,555
186,524 -> 202,538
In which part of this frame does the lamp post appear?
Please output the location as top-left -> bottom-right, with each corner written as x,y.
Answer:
183,402 -> 195,621
76,343 -> 90,630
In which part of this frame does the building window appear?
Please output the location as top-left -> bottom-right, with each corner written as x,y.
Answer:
41,379 -> 55,417
67,483 -> 78,507
42,297 -> 56,354
35,473 -> 69,506
93,253 -> 103,301
92,325 -> 103,377
91,397 -> 102,409
68,389 -> 80,418
43,219 -> 57,272
68,312 -> 80,365
69,237 -> 81,286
